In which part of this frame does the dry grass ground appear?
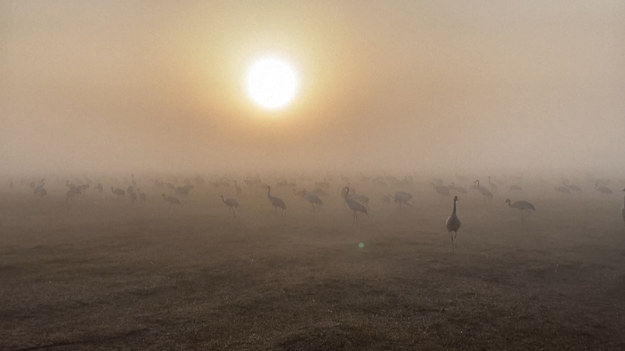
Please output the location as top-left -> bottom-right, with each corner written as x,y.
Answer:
1,179 -> 625,350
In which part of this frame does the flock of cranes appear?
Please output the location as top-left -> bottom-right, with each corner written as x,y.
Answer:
6,174 -> 625,252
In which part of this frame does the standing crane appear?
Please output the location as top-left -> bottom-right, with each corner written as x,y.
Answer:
342,186 -> 367,223
473,180 -> 493,199
505,198 -> 536,220
266,186 -> 287,214
162,194 -> 181,207
295,189 -> 323,211
220,194 -> 239,216
594,182 -> 613,195
394,191 -> 413,208
445,196 -> 461,251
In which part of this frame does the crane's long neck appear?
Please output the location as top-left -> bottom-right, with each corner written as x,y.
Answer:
452,199 -> 457,216
267,187 -> 272,199
221,195 -> 225,203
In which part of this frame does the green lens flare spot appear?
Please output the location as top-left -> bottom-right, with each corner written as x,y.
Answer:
358,242 -> 365,249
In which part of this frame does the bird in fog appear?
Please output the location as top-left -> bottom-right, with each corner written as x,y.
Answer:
554,185 -> 571,194
505,198 -> 536,220
175,184 -> 194,196
394,191 -> 413,207
299,190 -> 323,211
220,194 -> 239,216
445,196 -> 461,251
111,187 -> 126,196
266,186 -> 287,214
342,186 -> 367,223
473,180 -> 493,199
66,187 -> 80,200
594,182 -> 613,195
162,193 -> 180,206
33,179 -> 47,198
563,180 -> 582,192
344,187 -> 369,208
65,181 -> 88,200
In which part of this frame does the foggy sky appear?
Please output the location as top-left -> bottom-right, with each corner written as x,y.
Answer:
2,1 -> 624,175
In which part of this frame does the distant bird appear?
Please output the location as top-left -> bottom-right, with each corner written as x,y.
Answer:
311,187 -> 328,197
563,181 -> 582,192
394,191 -> 413,207
301,190 -> 323,210
445,196 -> 461,251
220,194 -> 239,216
342,186 -> 367,223
505,198 -> 536,219
162,193 -> 180,206
34,186 -> 47,197
111,187 -> 126,196
66,188 -> 80,200
33,179 -> 47,198
594,182 -> 613,195
473,180 -> 493,199
175,184 -> 194,196
65,181 -> 87,200
554,185 -> 571,194
266,186 -> 286,214
344,187 -> 369,207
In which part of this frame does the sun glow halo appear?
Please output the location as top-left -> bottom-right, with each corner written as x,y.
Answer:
246,57 -> 298,110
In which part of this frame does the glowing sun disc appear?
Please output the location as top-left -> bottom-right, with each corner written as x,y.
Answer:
246,57 -> 298,110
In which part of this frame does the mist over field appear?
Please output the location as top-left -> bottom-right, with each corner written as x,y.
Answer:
2,0 -> 625,175
2,1 -> 625,350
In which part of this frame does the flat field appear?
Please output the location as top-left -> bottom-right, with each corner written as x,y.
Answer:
2,179 -> 624,350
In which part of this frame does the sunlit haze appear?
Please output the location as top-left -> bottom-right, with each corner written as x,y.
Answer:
2,0 -> 624,175
246,56 -> 298,110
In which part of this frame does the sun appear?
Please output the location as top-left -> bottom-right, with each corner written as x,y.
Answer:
246,56 -> 298,110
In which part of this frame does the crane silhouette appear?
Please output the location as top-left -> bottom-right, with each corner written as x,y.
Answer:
266,186 -> 286,214
505,198 -> 536,220
473,180 -> 493,199
445,196 -> 461,251
342,186 -> 367,223
220,194 -> 239,216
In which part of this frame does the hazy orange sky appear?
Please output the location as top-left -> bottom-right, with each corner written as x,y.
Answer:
2,1 -> 624,175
